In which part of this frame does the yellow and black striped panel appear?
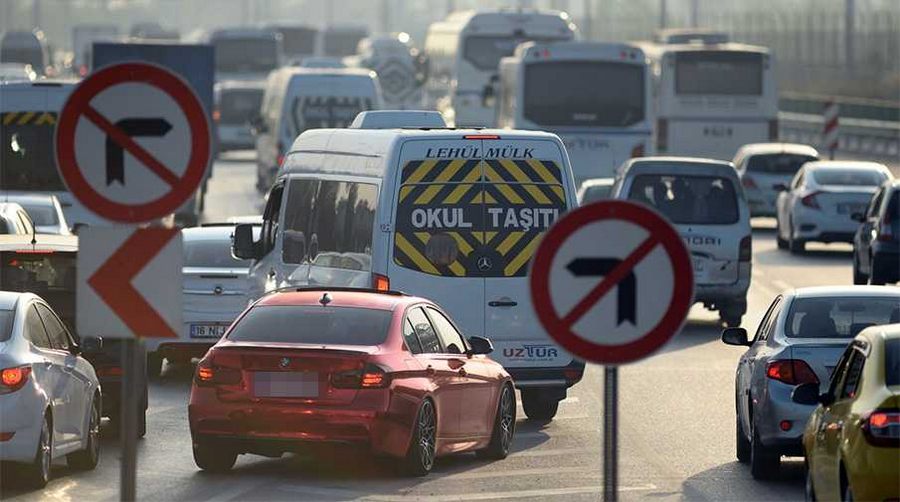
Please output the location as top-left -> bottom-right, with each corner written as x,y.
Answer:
1,112 -> 57,127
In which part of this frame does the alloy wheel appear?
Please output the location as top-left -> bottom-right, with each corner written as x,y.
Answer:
498,387 -> 514,452
38,418 -> 51,481
418,401 -> 436,471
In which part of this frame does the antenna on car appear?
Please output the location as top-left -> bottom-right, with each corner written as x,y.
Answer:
319,292 -> 332,306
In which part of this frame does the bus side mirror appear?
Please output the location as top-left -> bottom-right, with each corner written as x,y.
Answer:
232,224 -> 258,260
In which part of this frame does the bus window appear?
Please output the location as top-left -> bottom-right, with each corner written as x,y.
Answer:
675,51 -> 763,96
0,115 -> 65,191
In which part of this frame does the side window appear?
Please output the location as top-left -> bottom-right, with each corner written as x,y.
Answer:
753,297 -> 781,342
426,307 -> 467,355
791,170 -> 804,190
406,307 -> 441,354
260,183 -> 285,257
866,188 -> 884,218
838,349 -> 865,400
281,179 -> 316,264
828,346 -> 854,399
18,210 -> 33,235
35,304 -> 71,351
306,181 -> 377,269
761,302 -> 783,341
24,305 -> 52,349
402,318 -> 423,354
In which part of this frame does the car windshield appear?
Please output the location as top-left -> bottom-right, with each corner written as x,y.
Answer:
627,173 -> 739,225
0,251 -> 77,331
184,238 -> 251,268
747,154 -> 817,175
226,305 -> 392,345
20,203 -> 58,226
0,120 -> 66,191
0,309 -> 14,342
886,338 -> 900,387
785,297 -> 900,338
812,168 -> 886,187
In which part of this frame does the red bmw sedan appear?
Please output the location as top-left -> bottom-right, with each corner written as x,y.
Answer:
188,288 -> 516,476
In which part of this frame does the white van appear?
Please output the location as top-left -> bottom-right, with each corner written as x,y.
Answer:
254,67 -> 382,192
234,111 -> 584,420
611,157 -> 752,326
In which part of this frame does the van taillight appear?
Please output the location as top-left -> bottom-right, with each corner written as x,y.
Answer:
373,274 -> 390,291
739,235 -> 752,262
861,410 -> 900,447
766,360 -> 819,386
630,143 -> 645,158
657,119 -> 668,152
769,119 -> 779,140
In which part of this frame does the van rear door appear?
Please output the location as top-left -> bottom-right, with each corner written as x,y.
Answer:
481,140 -> 572,370
388,138 -> 486,338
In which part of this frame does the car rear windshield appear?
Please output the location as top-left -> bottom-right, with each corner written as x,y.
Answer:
0,251 -> 76,330
785,297 -> 900,338
219,89 -> 263,124
20,203 -> 58,226
627,174 -> 739,224
747,154 -> 817,175
523,61 -> 645,127
1,120 -> 66,191
184,238 -> 251,268
226,305 -> 392,346
812,168 -> 887,187
463,35 -> 569,71
886,338 -> 900,387
0,309 -> 14,342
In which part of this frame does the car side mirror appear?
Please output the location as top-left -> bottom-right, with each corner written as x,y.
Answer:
851,212 -> 865,222
772,183 -> 788,192
467,336 -> 493,355
81,336 -> 103,353
791,382 -> 826,406
232,224 -> 258,260
721,327 -> 750,346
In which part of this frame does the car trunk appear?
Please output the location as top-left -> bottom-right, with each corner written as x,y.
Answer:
788,339 -> 851,390
183,266 -> 249,322
816,188 -> 877,219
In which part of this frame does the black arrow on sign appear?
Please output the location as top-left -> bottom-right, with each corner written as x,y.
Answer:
567,258 -> 636,326
105,118 -> 172,185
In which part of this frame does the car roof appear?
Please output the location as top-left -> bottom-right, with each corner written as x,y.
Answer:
2,193 -> 56,205
859,323 -> 900,344
255,289 -> 421,312
737,143 -> 819,157
788,286 -> 900,299
802,160 -> 889,171
215,80 -> 267,91
580,178 -> 615,188
0,234 -> 78,251
0,291 -> 26,310
182,226 -> 235,241
620,156 -> 736,177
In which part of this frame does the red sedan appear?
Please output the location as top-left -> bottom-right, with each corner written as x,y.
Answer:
188,288 -> 516,476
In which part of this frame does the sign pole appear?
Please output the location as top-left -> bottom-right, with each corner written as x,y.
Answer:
603,366 -> 618,502
120,339 -> 144,501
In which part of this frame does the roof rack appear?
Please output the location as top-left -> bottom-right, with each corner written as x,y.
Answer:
263,285 -> 408,297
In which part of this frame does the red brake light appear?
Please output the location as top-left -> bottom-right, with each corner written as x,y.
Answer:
194,354 -> 241,387
331,363 -> 390,389
373,274 -> 390,292
1,366 -> 31,393
463,134 -> 500,140
96,366 -> 123,377
657,119 -> 668,152
801,191 -> 822,209
630,143 -> 645,158
361,368 -> 386,388
212,109 -> 221,122
766,360 -> 819,386
877,220 -> 895,242
739,235 -> 752,262
861,410 -> 900,447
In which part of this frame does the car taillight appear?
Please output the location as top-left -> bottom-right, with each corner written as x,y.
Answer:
373,273 -> 390,292
877,211 -> 895,242
769,119 -> 779,140
194,355 -> 242,387
766,360 -> 819,386
96,366 -> 123,377
742,176 -> 758,190
330,363 -> 390,389
0,365 -> 31,394
212,109 -> 221,122
861,410 -> 900,447
800,191 -> 822,209
739,235 -> 752,262
657,119 -> 668,152
630,143 -> 645,158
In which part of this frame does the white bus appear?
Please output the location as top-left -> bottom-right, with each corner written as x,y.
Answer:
639,40 -> 778,160
206,28 -> 283,81
497,42 -> 653,185
424,9 -> 576,127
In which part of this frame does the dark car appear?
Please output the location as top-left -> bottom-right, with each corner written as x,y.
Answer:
0,234 -> 148,436
852,180 -> 899,285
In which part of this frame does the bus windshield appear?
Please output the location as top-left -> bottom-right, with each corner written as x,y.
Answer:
464,35 -> 568,71
275,27 -> 317,57
675,51 -> 762,96
0,119 -> 65,191
524,61 -> 645,127
214,38 -> 279,74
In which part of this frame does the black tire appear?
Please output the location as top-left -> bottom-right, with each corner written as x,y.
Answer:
67,397 -> 101,470
736,415 -> 750,464
21,413 -> 52,488
776,218 -> 788,250
805,462 -> 817,502
869,256 -> 887,285
521,389 -> 559,421
750,422 -> 779,480
147,352 -> 163,380
788,222 -> 805,254
402,399 -> 437,477
477,385 -> 516,460
193,438 -> 237,472
852,255 -> 868,285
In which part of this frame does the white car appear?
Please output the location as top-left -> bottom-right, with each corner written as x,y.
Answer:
0,291 -> 101,487
2,193 -> 71,235
0,202 -> 35,236
214,80 -> 265,153
775,161 -> 893,253
577,178 -> 615,205
731,143 -> 819,217
145,226 -> 252,377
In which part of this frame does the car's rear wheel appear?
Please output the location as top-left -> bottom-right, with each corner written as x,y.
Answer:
736,415 -> 750,464
21,413 -> 52,488
788,222 -> 805,254
477,385 -> 516,460
869,256 -> 889,285
193,438 -> 237,472
403,399 -> 436,477
805,462 -> 816,502
67,397 -> 100,470
852,255 -> 868,285
750,422 -> 779,480
522,389 -> 559,421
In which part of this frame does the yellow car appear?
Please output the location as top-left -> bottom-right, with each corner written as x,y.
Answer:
792,323 -> 900,502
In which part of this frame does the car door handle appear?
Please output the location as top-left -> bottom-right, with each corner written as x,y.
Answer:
425,365 -> 435,376
488,300 -> 517,307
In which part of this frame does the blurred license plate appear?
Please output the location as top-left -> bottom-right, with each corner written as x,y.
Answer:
253,372 -> 318,398
189,324 -> 228,338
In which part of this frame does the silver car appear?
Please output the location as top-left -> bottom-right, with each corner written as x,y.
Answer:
722,286 -> 900,480
2,193 -> 71,235
731,143 -> 818,217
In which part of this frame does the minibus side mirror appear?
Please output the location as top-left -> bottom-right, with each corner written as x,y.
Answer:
232,224 -> 258,260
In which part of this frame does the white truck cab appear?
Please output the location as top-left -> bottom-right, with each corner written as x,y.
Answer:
234,110 -> 584,419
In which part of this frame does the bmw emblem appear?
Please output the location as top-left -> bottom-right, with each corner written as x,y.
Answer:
213,285 -> 223,295
279,357 -> 290,368
477,256 -> 493,271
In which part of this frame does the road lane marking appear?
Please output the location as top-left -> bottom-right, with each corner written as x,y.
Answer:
278,483 -> 657,501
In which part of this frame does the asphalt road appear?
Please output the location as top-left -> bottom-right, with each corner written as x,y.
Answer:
0,151 -> 878,501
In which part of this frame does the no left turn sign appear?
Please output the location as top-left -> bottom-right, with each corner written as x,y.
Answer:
55,62 -> 211,223
529,200 -> 694,365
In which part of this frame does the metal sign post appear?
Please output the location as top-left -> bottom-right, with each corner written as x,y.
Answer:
603,366 -> 618,502
119,339 -> 145,501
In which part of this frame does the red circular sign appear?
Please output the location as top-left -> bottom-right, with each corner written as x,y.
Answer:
55,62 -> 210,223
529,200 -> 694,365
